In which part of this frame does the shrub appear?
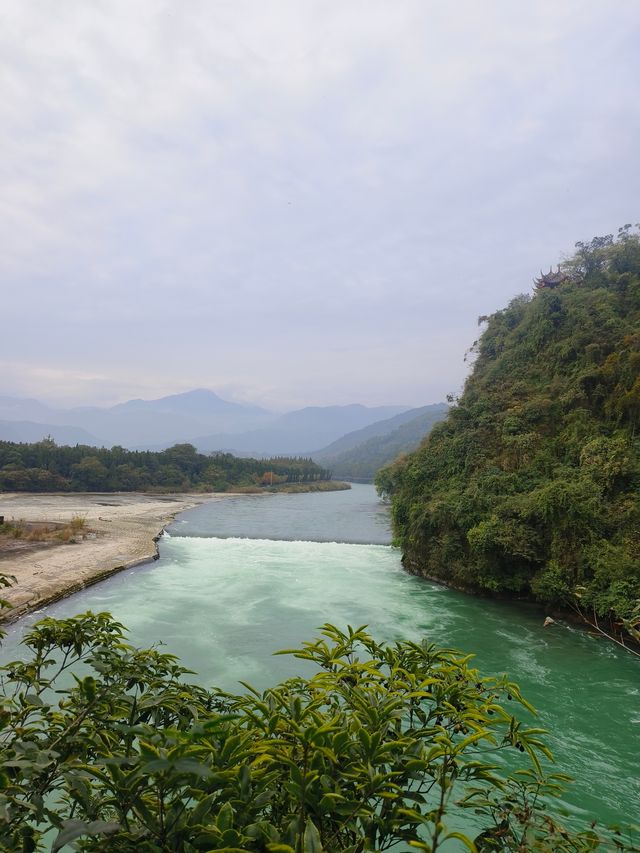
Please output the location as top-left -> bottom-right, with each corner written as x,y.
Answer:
0,615 -> 636,851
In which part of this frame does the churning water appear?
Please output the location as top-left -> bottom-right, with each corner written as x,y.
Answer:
1,484 -> 638,831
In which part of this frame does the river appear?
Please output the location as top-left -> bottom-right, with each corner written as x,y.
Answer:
1,484 -> 638,833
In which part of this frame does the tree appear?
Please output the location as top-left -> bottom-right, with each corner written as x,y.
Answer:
0,615 -> 636,851
70,457 -> 110,490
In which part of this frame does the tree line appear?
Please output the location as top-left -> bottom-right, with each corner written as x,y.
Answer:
0,439 -> 333,493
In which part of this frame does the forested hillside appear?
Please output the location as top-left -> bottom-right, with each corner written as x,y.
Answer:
0,439 -> 332,493
377,227 -> 640,634
317,404 -> 447,480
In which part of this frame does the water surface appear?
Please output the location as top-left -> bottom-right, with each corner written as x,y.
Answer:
174,484 -> 391,543
1,484 -> 637,832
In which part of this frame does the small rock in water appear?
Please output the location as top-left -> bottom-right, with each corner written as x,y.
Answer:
543,616 -> 556,628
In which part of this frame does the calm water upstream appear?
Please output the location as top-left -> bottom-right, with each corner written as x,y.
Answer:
1,484 -> 638,832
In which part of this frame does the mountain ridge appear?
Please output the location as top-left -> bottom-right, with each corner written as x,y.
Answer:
0,391 -> 415,456
191,404 -> 410,456
0,420 -> 100,446
312,404 -> 447,460
109,388 -> 269,417
312,404 -> 448,480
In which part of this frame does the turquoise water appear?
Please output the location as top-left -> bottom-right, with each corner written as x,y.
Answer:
1,485 -> 638,832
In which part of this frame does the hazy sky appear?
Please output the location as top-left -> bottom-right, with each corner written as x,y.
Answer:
2,1 -> 639,410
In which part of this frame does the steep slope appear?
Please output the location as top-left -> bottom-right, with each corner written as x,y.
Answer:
193,404 -> 409,455
314,405 -> 448,479
312,404 -> 446,460
378,228 -> 640,626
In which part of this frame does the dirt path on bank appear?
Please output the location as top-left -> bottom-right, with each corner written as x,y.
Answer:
0,492 -> 224,622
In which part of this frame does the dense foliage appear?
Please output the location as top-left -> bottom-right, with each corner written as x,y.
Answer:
0,614 -> 636,852
318,408 -> 447,481
377,227 -> 640,633
0,440 -> 332,493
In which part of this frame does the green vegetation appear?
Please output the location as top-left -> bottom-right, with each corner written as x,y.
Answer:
377,227 -> 640,642
0,440 -> 332,494
316,406 -> 448,481
264,480 -> 351,493
0,614 -> 636,851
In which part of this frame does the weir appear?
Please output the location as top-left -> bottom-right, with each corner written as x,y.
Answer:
1,484 -> 638,831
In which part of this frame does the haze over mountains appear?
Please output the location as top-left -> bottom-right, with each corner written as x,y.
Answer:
311,404 -> 449,480
0,389 -> 428,459
192,404 -> 411,456
0,390 -> 271,450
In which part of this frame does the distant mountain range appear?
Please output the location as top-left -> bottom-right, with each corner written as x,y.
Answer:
110,389 -> 267,419
311,404 -> 449,480
0,419 -> 99,446
192,404 -> 409,456
0,390 -> 270,450
0,390 -> 416,458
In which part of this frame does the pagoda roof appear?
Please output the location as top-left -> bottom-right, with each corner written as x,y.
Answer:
534,267 -> 569,289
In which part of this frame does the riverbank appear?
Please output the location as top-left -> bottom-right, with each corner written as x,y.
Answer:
402,555 -> 640,655
265,480 -> 351,493
214,480 -> 351,494
0,491 -> 225,622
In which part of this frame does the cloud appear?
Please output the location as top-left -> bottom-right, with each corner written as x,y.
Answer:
1,1 -> 639,407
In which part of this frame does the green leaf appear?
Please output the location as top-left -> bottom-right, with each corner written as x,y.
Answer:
239,762 -> 251,795
444,831 -> 478,851
188,793 -> 217,827
173,758 -> 212,778
303,818 -> 323,853
217,801 -> 234,832
52,820 -> 120,852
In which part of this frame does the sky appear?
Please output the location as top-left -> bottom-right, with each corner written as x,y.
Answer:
1,1 -> 639,411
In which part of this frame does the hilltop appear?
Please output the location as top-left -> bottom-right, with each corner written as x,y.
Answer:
378,227 -> 640,639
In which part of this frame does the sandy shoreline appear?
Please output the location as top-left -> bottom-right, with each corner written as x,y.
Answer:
0,491 -> 225,623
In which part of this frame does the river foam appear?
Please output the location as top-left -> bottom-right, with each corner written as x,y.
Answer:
1,487 -> 638,830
